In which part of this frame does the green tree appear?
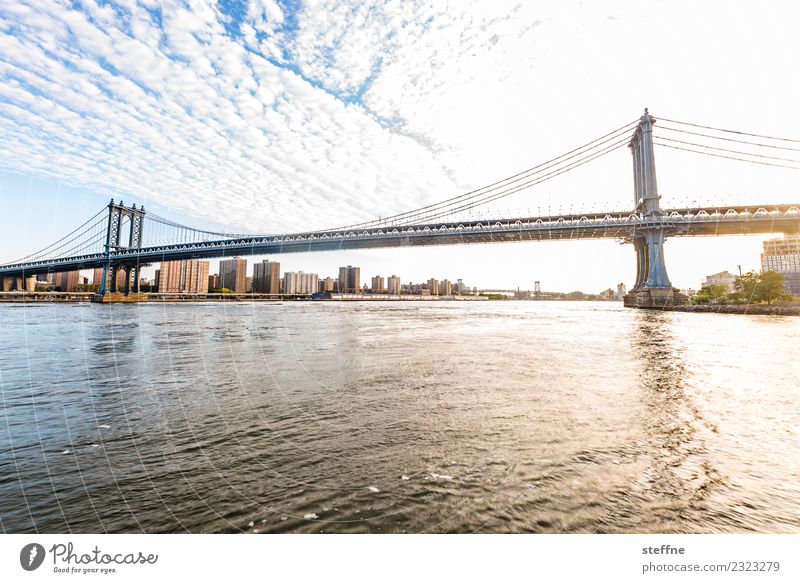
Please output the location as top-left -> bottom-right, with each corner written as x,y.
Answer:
734,270 -> 787,305
691,283 -> 730,304
757,270 -> 788,305
76,283 -> 100,292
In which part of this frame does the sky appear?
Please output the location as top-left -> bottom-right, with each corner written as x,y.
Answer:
1,0 -> 799,291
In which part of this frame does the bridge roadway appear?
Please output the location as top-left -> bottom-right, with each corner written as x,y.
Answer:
2,204 -> 798,277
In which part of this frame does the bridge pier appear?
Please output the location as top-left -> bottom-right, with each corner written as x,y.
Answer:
91,291 -> 148,303
91,201 -> 149,303
623,110 -> 686,309
625,231 -> 685,308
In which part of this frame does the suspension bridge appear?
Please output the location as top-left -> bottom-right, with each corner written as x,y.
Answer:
1,110 -> 799,307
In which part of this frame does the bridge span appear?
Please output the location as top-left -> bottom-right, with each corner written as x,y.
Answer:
2,110 -> 799,307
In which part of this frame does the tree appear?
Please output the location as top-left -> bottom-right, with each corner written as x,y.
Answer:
76,283 -> 100,292
734,270 -> 787,305
692,284 -> 729,304
757,270 -> 788,305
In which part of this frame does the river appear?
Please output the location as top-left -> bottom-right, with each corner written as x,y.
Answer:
1,301 -> 798,533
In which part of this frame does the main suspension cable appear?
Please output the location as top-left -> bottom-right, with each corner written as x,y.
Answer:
653,141 -> 800,170
653,135 -> 800,165
656,116 -> 800,144
330,119 -> 639,231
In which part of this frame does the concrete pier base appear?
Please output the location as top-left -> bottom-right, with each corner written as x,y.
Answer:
623,288 -> 687,309
91,292 -> 149,304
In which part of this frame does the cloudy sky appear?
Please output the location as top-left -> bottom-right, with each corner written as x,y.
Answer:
1,0 -> 799,290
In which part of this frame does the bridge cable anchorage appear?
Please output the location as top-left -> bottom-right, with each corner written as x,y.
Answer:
653,135 -> 800,165
653,141 -> 800,170
329,118 -> 640,231
655,116 -> 800,144
657,124 -> 800,153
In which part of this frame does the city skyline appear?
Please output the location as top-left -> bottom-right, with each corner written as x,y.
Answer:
19,236 -> 790,297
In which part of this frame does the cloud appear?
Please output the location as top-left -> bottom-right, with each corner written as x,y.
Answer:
1,0 -> 798,240
0,0 -> 555,233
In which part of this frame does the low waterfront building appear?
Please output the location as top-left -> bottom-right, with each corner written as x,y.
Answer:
702,270 -> 737,292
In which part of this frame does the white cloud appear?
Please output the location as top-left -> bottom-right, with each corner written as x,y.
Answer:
1,0 -> 799,263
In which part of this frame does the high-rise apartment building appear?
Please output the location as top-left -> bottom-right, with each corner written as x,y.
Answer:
371,275 -> 385,293
219,257 -> 247,293
57,271 -> 81,292
387,275 -> 401,294
761,234 -> 800,294
159,260 -> 210,293
208,273 -> 219,290
282,271 -> 318,294
253,260 -> 281,294
320,277 -> 336,292
440,279 -> 452,296
92,267 -> 126,290
338,266 -> 360,294
427,278 -> 439,296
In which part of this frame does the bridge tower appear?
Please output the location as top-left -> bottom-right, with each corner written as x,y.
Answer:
624,109 -> 686,308
93,199 -> 149,303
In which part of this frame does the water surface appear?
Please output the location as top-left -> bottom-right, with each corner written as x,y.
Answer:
1,301 -> 798,533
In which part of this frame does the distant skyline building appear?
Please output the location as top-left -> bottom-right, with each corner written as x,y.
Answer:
387,275 -> 401,294
320,277 -> 336,292
761,234 -> 800,295
253,260 -> 281,294
57,271 -> 81,292
282,271 -> 318,294
371,275 -> 385,293
440,279 -> 452,296
427,277 -> 439,296
615,282 -> 627,300
208,273 -> 219,290
159,259 -> 210,293
219,257 -> 247,293
92,267 -> 125,290
338,265 -> 360,294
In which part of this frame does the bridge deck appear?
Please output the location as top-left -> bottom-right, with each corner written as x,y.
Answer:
2,205 -> 798,277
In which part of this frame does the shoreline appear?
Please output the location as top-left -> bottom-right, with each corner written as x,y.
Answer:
643,303 -> 800,316
0,291 -> 490,303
